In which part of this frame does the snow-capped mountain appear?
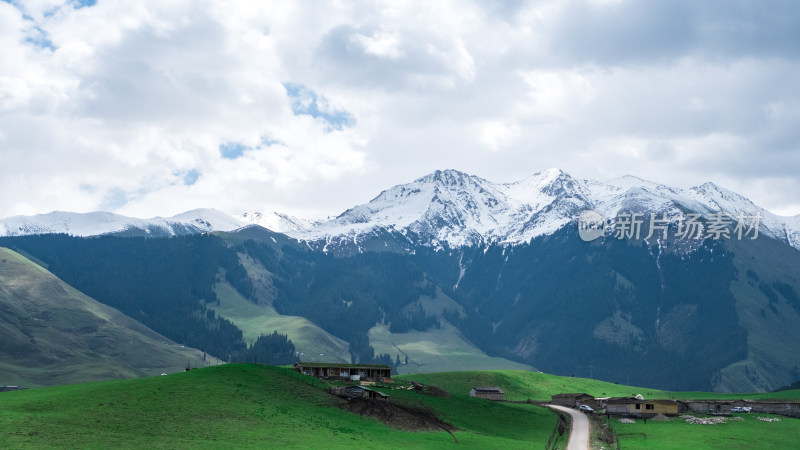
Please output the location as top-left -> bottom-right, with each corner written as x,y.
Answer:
289,168 -> 800,251
2,169 -> 798,251
238,211 -> 317,233
285,169 -> 590,249
0,208 -> 245,237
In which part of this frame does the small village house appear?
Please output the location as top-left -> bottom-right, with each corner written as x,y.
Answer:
293,362 -> 391,381
605,397 -> 679,416
330,385 -> 390,401
470,386 -> 504,401
683,399 -> 800,417
685,400 -> 733,414
744,399 -> 800,417
551,393 -> 597,408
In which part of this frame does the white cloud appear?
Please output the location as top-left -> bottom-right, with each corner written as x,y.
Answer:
0,0 -> 798,220
480,120 -> 520,152
350,29 -> 404,59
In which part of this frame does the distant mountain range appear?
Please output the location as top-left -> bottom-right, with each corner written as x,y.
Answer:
0,208 -> 243,238
3,169 -> 798,251
2,169 -> 800,393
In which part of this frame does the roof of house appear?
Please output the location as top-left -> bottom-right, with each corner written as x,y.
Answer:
346,385 -> 390,397
294,362 -> 391,369
473,386 -> 504,393
605,397 -> 677,405
605,397 -> 642,404
552,393 -> 594,399
744,399 -> 800,404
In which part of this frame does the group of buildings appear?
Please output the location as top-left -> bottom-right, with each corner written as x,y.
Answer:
294,362 -> 394,401
293,362 -> 508,402
291,362 -> 800,419
293,362 -> 392,382
550,392 -> 800,418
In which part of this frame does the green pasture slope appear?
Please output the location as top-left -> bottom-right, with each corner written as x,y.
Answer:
3,365 -> 800,448
610,414 -> 800,449
398,370 -> 800,448
0,364 -> 557,448
397,369 -> 673,401
398,370 -> 800,402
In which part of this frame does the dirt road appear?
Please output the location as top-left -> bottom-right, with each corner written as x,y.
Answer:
547,404 -> 590,450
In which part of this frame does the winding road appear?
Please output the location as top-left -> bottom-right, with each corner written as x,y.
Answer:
547,404 -> 591,450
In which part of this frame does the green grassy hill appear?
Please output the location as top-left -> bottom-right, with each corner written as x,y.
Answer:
3,364 -> 800,448
210,279 -> 352,363
0,364 -> 558,448
0,247 -> 215,387
401,370 -> 800,449
397,370 -> 800,402
398,369 -> 670,401
368,288 -> 534,374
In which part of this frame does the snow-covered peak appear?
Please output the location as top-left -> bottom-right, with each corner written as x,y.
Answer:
2,169 -> 798,252
502,168 -> 583,202
292,168 -> 593,248
0,209 -> 246,237
288,168 -> 800,251
304,169 -> 510,247
688,182 -> 756,213
169,208 -> 246,232
415,168 -> 481,185
607,174 -> 663,190
238,211 -> 317,233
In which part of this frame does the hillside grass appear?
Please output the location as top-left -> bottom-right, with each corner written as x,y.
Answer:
397,370 -> 671,402
0,364 -> 558,448
367,287 -> 532,374
402,370 -> 800,448
610,413 -> 800,449
210,281 -> 352,362
1,247 -> 212,388
369,288 -> 533,374
671,389 -> 800,400
212,273 -> 533,374
368,322 -> 532,375
721,237 -> 800,392
397,369 -> 800,402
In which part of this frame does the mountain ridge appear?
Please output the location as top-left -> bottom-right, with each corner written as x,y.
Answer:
0,247 -> 215,386
2,169 -> 799,251
287,168 -> 800,251
0,208 -> 244,238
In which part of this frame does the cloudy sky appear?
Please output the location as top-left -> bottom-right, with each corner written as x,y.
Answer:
1,0 -> 799,220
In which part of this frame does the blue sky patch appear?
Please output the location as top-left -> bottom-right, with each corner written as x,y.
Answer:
183,169 -> 201,186
283,83 -> 355,131
219,142 -> 247,160
25,36 -> 55,50
24,26 -> 55,50
260,135 -> 283,147
74,0 -> 97,8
